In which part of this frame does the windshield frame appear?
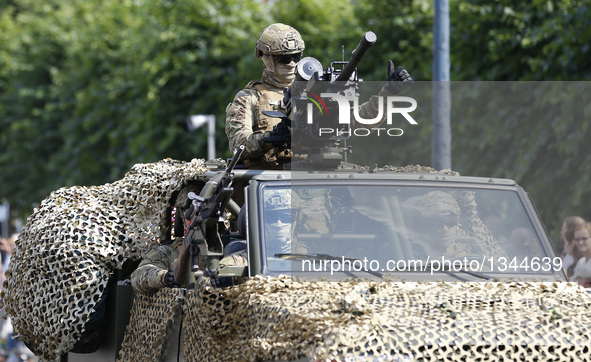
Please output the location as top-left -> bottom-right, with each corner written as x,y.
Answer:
252,177 -> 563,281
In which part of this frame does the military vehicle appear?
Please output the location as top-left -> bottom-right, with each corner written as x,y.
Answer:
2,32 -> 591,362
4,151 -> 591,361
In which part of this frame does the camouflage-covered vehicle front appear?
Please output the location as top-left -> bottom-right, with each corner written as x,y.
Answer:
3,156 -> 590,361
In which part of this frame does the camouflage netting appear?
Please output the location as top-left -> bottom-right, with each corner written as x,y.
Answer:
456,190 -> 507,258
3,159 -> 586,361
118,287 -> 185,361
374,164 -> 460,175
0,158 -> 210,361
119,276 -> 591,361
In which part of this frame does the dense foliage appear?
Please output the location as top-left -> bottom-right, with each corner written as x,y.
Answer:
0,0 -> 268,205
1,0 -> 590,248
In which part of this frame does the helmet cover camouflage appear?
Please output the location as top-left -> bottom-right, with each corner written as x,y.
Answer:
264,188 -> 291,210
255,23 -> 305,58
416,191 -> 460,217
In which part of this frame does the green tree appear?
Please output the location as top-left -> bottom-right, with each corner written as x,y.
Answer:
1,0 -> 590,248
268,0 -> 361,66
451,0 -> 591,81
0,0 -> 270,216
448,0 -> 591,246
354,0 -> 434,82
350,0 -> 591,246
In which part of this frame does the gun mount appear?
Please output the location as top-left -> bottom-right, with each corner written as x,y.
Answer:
182,145 -> 244,288
263,31 -> 377,169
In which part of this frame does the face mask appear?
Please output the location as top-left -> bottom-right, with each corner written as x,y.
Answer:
415,224 -> 458,256
441,226 -> 458,249
265,221 -> 292,255
262,55 -> 297,88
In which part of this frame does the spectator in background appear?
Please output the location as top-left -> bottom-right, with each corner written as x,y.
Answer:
0,236 -> 14,282
0,236 -> 14,329
572,222 -> 591,287
559,215 -> 585,278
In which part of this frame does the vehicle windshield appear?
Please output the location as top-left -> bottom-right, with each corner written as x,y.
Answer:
260,183 -> 561,280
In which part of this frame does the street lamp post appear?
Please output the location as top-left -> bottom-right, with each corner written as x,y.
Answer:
433,0 -> 451,171
187,114 -> 216,160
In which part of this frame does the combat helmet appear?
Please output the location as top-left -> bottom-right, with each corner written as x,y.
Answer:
264,188 -> 293,223
255,23 -> 305,58
416,191 -> 460,217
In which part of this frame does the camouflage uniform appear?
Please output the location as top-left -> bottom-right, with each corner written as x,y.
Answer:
196,251 -> 249,289
294,188 -> 332,235
131,238 -> 248,294
131,183 -> 248,294
225,23 -> 305,169
226,81 -> 291,169
131,238 -> 183,294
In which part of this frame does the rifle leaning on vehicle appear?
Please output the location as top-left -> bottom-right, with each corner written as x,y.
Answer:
182,145 -> 244,288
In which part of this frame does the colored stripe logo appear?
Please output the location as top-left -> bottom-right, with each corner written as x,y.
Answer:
306,93 -> 328,115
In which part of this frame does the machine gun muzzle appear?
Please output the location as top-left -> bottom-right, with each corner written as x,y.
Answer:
336,31 -> 377,82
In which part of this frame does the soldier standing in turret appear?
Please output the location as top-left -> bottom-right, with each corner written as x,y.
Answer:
225,23 -> 414,170
225,23 -> 304,170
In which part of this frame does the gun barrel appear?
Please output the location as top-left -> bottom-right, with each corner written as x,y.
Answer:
226,145 -> 245,172
336,31 -> 377,82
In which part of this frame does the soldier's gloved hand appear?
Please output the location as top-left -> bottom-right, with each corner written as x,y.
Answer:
262,127 -> 290,147
385,60 -> 413,94
162,269 -> 180,288
274,119 -> 291,139
260,131 -> 276,150
210,276 -> 235,288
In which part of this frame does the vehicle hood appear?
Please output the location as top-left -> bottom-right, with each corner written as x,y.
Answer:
183,276 -> 591,361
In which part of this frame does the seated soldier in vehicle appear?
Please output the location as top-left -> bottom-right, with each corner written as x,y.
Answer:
293,188 -> 335,235
131,185 -> 246,294
264,187 -> 315,264
263,187 -> 342,267
264,188 -> 293,258
408,191 -> 473,259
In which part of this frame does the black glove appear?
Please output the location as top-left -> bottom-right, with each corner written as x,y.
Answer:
274,118 -> 291,138
385,60 -> 413,94
162,269 -> 180,288
262,120 -> 291,147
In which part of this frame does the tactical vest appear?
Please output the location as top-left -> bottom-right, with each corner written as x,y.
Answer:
244,81 -> 291,169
